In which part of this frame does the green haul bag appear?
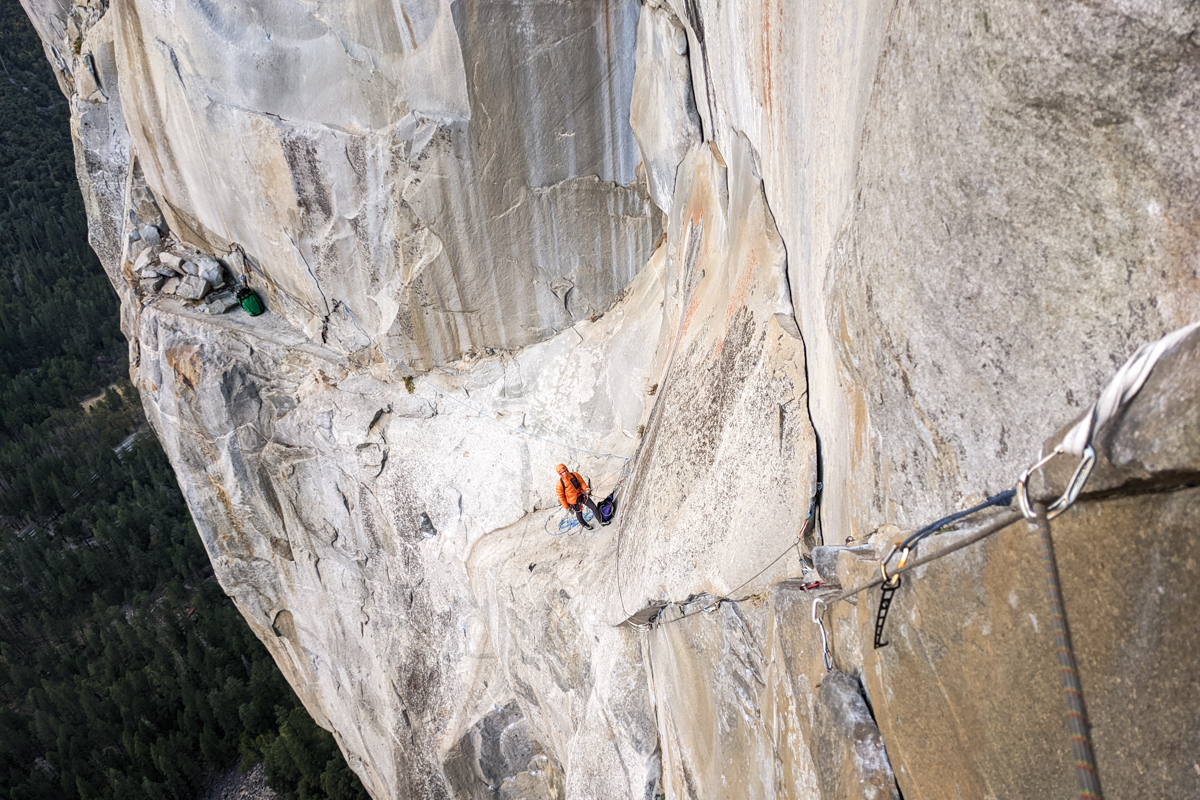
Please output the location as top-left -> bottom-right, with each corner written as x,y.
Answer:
236,286 -> 265,316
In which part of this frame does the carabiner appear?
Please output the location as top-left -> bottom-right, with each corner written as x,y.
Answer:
1016,444 -> 1096,521
811,598 -> 834,672
879,544 -> 910,589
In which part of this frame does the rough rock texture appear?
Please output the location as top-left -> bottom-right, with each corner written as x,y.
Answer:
131,265 -> 671,798
816,0 -> 1200,534
200,764 -> 276,800
647,602 -> 780,798
467,515 -> 660,799
72,0 -> 661,362
646,0 -> 1200,540
23,0 -> 1200,798
812,672 -> 898,800
1037,326 -> 1200,502
831,486 -> 1200,800
615,137 -> 817,613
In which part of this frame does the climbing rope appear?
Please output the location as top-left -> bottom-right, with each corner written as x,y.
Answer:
635,323 -> 1195,650
615,242 -> 708,616
868,320 -> 1199,648
644,484 -> 825,630
888,489 -> 1016,564
638,321 -> 1199,624
1061,320 -> 1199,457
809,322 -> 1200,794
1029,502 -> 1104,800
821,508 -> 1024,617
591,460 -> 633,500
544,505 -> 597,536
646,541 -> 820,630
338,303 -> 629,462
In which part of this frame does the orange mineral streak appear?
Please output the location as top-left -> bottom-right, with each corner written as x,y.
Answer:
164,344 -> 202,392
760,0 -> 776,120
714,250 -> 759,359
680,207 -> 707,337
207,474 -> 247,547
681,289 -> 704,338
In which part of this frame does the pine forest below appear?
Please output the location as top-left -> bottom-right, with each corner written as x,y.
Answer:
0,3 -> 370,799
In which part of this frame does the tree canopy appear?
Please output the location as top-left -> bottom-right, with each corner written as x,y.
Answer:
0,3 -> 369,799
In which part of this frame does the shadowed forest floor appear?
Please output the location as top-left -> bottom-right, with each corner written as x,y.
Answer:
0,3 -> 369,799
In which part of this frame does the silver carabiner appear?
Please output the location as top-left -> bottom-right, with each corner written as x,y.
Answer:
811,598 -> 834,672
1016,444 -> 1096,521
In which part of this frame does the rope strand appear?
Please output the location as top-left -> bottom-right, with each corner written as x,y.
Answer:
1030,502 -> 1104,800
644,489 -> 824,629
874,489 -> 1017,647
899,489 -> 1016,552
615,246 -> 706,615
823,508 -> 1023,607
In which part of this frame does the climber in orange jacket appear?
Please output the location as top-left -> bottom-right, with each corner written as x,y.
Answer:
555,464 -> 601,530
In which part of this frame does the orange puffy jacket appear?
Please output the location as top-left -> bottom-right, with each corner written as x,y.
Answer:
555,471 -> 589,508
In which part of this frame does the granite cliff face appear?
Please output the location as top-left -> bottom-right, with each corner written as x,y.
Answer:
23,0 -> 1200,798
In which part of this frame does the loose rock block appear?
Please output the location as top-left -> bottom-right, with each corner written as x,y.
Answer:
195,257 -> 223,286
158,251 -> 184,269
139,224 -> 161,248
133,247 -> 158,274
203,291 -> 239,315
175,274 -> 209,300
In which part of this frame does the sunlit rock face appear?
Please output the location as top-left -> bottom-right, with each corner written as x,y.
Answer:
98,0 -> 660,363
23,0 -> 1200,798
664,0 -> 1200,539
614,137 -> 817,613
629,0 -> 700,216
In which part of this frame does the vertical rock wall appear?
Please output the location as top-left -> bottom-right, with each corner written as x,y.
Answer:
21,0 -> 1200,798
661,0 -> 1200,534
42,0 -> 661,362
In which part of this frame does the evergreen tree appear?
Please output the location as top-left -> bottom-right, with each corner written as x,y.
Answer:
0,2 -> 370,798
